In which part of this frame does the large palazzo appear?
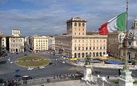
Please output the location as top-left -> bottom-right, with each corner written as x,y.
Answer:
55,17 -> 107,58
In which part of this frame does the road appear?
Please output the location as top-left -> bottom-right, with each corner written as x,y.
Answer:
0,51 -> 137,80
0,52 -> 78,80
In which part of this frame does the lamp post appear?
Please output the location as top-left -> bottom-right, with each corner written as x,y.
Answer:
82,54 -> 93,82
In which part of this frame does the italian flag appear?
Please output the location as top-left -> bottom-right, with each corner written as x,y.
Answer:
99,12 -> 126,35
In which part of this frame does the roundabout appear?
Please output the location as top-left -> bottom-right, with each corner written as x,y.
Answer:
15,55 -> 49,67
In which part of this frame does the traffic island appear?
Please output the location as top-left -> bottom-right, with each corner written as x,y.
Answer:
15,55 -> 49,67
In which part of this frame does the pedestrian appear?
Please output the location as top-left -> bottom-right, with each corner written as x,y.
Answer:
107,76 -> 109,79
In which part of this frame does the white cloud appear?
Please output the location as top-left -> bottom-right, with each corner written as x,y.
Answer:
0,0 -> 137,36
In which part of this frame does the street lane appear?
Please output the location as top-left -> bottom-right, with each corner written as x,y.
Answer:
0,52 -> 78,80
0,51 -> 137,81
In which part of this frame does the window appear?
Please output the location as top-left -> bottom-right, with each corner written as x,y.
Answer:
82,23 -> 85,27
90,47 -> 92,50
82,53 -> 84,57
96,52 -> 98,56
93,52 -> 95,57
74,53 -> 77,58
82,47 -> 84,50
93,47 -> 95,50
100,52 -> 102,56
86,47 -> 88,50
75,22 -> 77,26
128,42 -> 131,46
79,23 -> 81,26
78,53 -> 80,58
78,47 -> 80,50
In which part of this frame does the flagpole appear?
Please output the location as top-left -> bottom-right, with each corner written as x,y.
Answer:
124,0 -> 129,70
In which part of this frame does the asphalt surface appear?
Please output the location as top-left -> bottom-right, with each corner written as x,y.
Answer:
0,51 -> 137,81
0,52 -> 77,80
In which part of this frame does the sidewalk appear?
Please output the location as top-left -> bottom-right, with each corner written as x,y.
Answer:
67,60 -> 137,70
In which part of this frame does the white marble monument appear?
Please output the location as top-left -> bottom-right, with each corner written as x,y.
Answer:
82,65 -> 93,81
118,69 -> 134,86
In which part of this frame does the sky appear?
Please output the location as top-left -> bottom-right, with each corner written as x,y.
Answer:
0,0 -> 137,36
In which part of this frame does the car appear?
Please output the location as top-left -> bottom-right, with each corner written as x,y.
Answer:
0,61 -> 7,64
24,54 -> 27,56
14,74 -> 21,78
49,62 -> 52,65
10,61 -> 13,64
15,69 -> 20,72
28,67 -> 34,70
22,76 -> 32,80
39,66 -> 45,69
62,61 -> 65,63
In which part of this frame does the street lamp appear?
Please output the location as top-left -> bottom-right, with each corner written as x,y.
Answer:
85,54 -> 91,65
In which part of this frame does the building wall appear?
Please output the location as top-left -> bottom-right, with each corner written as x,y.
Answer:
48,36 -> 55,50
31,35 -> 48,52
72,35 -> 107,58
120,19 -> 137,60
55,17 -> 107,58
55,35 -> 72,57
0,36 -> 2,56
1,37 -> 7,54
12,29 -> 21,37
0,34 -> 8,56
66,17 -> 86,36
107,32 -> 121,58
8,36 -> 25,53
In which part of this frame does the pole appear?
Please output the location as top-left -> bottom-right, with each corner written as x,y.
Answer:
124,0 -> 129,70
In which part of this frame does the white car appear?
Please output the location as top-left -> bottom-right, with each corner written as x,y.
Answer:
39,66 -> 45,69
28,67 -> 34,70
62,61 -> 65,63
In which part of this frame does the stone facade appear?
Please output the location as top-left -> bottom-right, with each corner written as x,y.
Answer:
55,17 -> 107,58
7,36 -> 25,53
120,18 -> 137,60
30,35 -> 48,52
